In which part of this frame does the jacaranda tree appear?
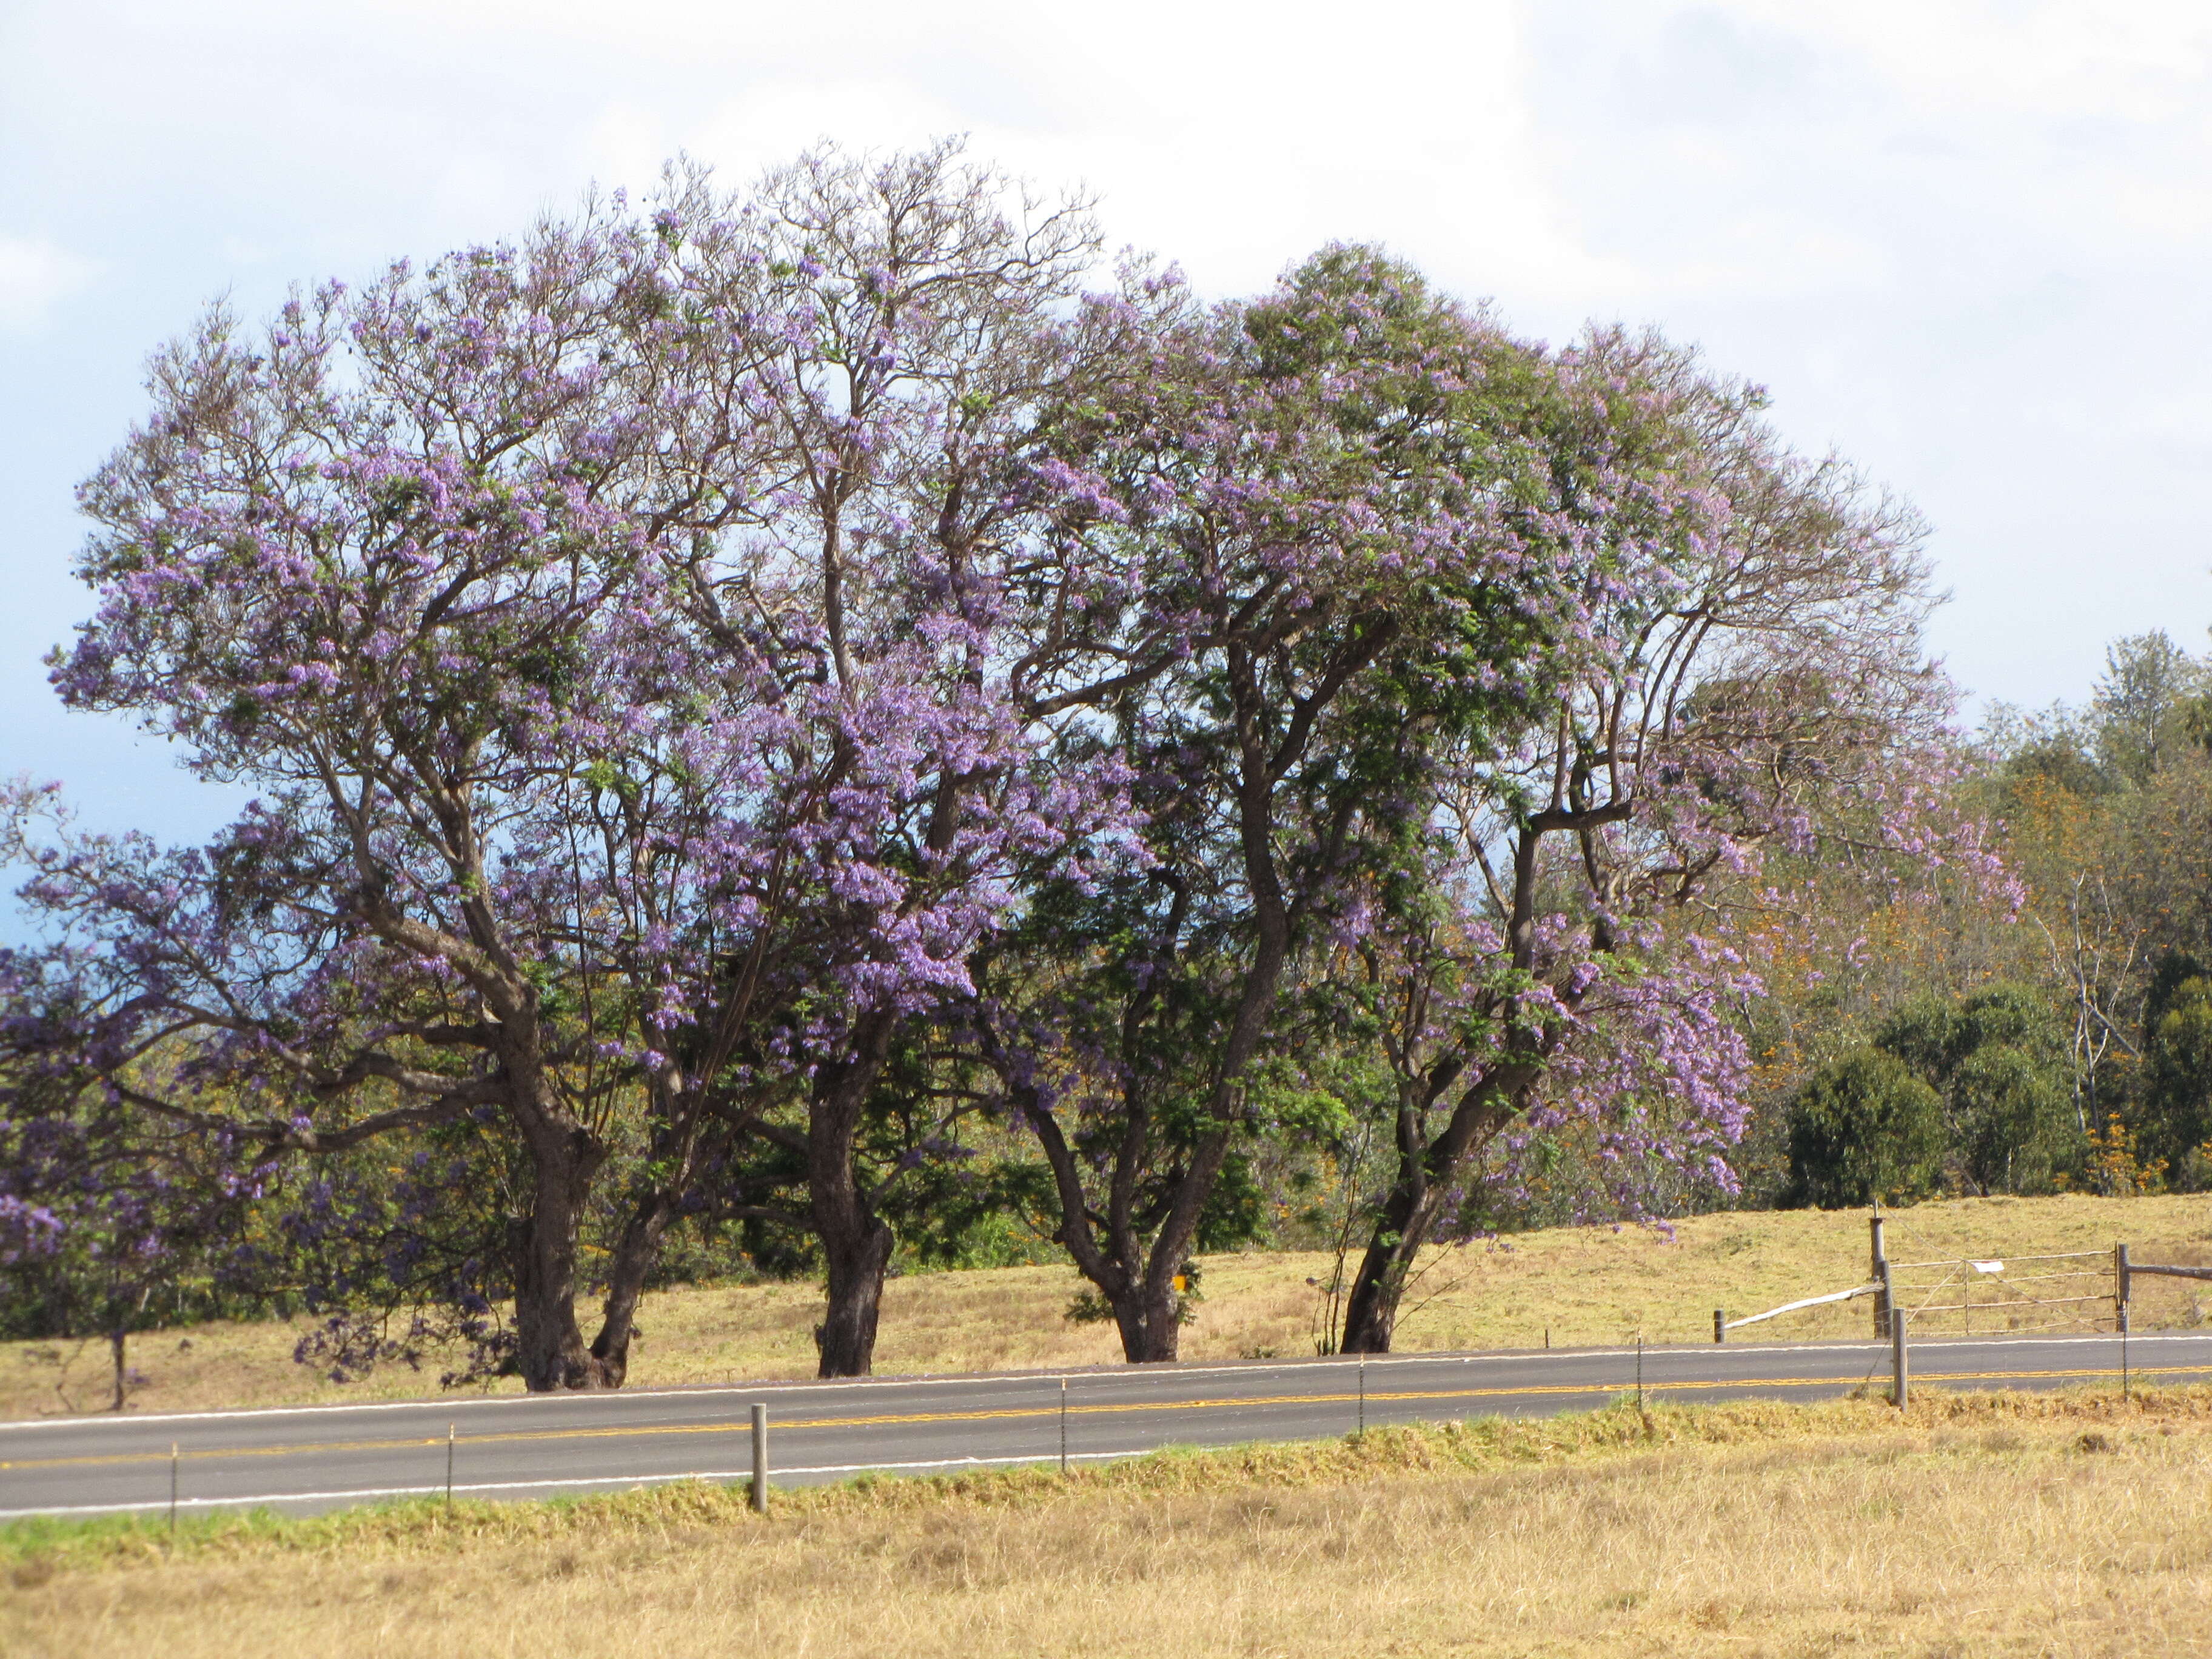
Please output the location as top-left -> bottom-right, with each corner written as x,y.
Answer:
6,143 -> 1148,1386
1329,329 -> 2002,1352
554,143 -> 1144,1375
1,140 -> 2013,1393
968,247 -> 1600,1362
7,196 -> 709,1389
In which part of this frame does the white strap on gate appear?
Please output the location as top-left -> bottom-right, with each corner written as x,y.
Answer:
1724,1281 -> 1884,1332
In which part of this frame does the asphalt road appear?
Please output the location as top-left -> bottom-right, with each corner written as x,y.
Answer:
7,1330 -> 2211,1521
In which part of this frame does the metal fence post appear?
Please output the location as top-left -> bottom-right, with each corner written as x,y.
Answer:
446,1423 -> 455,1510
1059,1376 -> 1068,1474
1891,1308 -> 1909,1410
1714,1309 -> 1726,1344
2120,1305 -> 2131,1401
169,1441 -> 179,1540
750,1403 -> 769,1515
1636,1333 -> 1645,1412
1356,1356 -> 1366,1435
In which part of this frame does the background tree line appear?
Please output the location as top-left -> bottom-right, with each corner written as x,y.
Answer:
1751,630 -> 2212,1208
0,141 -> 2153,1400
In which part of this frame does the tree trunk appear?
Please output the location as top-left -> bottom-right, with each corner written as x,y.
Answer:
1339,1177 -> 1430,1354
1338,1076 -> 1526,1355
1110,1275 -> 1187,1363
1094,1128 -> 1233,1365
999,621 -> 1356,1370
588,1196 -> 675,1387
512,1121 -> 617,1392
808,1014 -> 900,1378
816,1207 -> 896,1377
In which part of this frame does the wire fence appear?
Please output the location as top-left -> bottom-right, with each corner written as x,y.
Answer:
1886,1250 -> 2117,1336
1712,1223 -> 2174,1344
1709,1237 -> 2193,1418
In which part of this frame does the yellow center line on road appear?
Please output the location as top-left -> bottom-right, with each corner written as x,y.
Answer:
7,1362 -> 2209,1475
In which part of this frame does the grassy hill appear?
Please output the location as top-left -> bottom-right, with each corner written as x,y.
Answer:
7,1191 -> 2208,1420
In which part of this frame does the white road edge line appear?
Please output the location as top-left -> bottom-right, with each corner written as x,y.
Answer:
0,1450 -> 1162,1519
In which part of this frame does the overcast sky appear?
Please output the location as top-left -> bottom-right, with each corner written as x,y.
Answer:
4,0 -> 2208,842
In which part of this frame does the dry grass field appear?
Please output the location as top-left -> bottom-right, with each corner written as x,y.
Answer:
7,1191 -> 2210,1420
8,1388 -> 2212,1657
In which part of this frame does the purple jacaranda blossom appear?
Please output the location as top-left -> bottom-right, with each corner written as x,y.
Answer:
1321,327 -> 2011,1354
12,141 -> 1143,1388
967,244 -> 1628,1364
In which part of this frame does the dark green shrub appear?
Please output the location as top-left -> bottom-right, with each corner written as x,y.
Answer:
2143,956 -> 2212,1183
1785,1049 -> 1947,1208
1873,982 -> 2079,1194
1950,1045 -> 2074,1194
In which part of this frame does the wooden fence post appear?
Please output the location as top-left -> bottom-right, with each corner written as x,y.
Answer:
750,1403 -> 769,1515
1891,1308 -> 1909,1410
1714,1309 -> 1726,1344
1871,1211 -> 1890,1339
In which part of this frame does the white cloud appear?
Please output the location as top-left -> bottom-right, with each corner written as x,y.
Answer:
1729,0 -> 2212,120
2,0 -> 2210,737
0,236 -> 95,332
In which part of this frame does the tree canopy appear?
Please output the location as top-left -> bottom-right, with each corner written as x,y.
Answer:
10,139 -> 2193,1394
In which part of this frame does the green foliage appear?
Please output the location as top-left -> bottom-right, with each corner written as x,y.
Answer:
1996,721 -> 2120,799
1195,1153 -> 1269,1253
1874,983 -> 2061,1080
1948,1046 -> 2074,1195
2142,954 -> 2212,1182
1872,983 -> 2079,1195
1784,1050 -> 1947,1208
888,1157 -> 1061,1274
2092,632 -> 2211,787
